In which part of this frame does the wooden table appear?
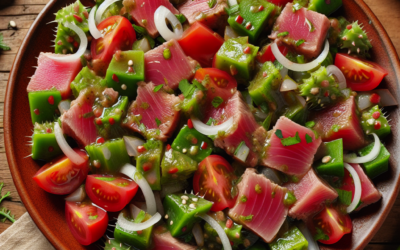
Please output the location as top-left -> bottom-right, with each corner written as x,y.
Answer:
0,0 -> 400,249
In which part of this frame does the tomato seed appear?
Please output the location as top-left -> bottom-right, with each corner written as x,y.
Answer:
48,95 -> 54,105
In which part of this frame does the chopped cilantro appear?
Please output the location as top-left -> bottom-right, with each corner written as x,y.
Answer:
139,123 -> 146,132
179,79 -> 195,98
234,141 -> 245,155
0,33 -> 10,51
283,191 -> 297,206
295,39 -> 305,46
331,124 -> 340,132
212,96 -> 224,108
156,36 -> 166,44
277,31 -> 289,37
305,133 -> 313,143
206,117 -> 216,126
134,210 -> 146,223
132,24 -> 155,48
88,214 -> 98,220
153,84 -> 163,92
314,227 -> 330,241
155,118 -> 161,127
240,195 -> 247,203
305,121 -> 315,128
239,214 -> 253,221
335,189 -> 352,206
192,79 -> 206,91
305,18 -> 315,32
281,132 -> 301,146
207,0 -> 217,8
175,14 -> 186,23
275,129 -> 283,139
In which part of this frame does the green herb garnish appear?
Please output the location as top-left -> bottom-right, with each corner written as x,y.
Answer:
234,141 -> 245,155
207,0 -> 217,8
239,214 -> 253,221
206,117 -> 216,126
296,39 -> 305,46
277,31 -> 289,37
153,84 -> 163,92
314,227 -> 330,241
305,133 -> 313,143
335,189 -> 352,206
155,118 -> 161,127
212,96 -> 224,108
275,129 -> 284,139
134,210 -> 146,223
175,14 -> 187,23
281,132 -> 301,146
305,121 -> 315,128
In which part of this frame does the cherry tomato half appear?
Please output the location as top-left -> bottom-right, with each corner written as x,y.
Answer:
193,155 -> 238,211
33,149 -> 89,195
256,43 -> 289,64
335,53 -> 388,91
91,16 -> 136,65
65,201 -> 108,245
85,174 -> 139,212
194,68 -> 237,102
310,205 -> 352,245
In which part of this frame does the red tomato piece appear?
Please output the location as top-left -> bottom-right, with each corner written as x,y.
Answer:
178,22 -> 224,67
335,53 -> 388,91
85,175 -> 138,212
193,155 -> 238,211
256,44 -> 289,64
91,16 -> 136,66
65,201 -> 108,245
309,205 -> 352,245
33,149 -> 89,195
266,0 -> 293,7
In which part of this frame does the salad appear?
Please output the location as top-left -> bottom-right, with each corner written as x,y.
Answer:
25,0 -> 398,249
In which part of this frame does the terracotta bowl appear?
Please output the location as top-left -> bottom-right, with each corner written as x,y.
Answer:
4,0 -> 400,249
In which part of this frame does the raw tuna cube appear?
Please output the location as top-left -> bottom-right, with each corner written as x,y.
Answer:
262,117 -> 321,176
269,3 -> 330,59
152,225 -> 196,249
61,89 -> 101,146
228,168 -> 288,243
340,163 -> 381,211
27,52 -> 82,99
129,0 -> 179,38
284,168 -> 338,220
311,96 -> 367,151
178,0 -> 228,30
123,82 -> 181,141
145,39 -> 198,90
212,92 -> 268,167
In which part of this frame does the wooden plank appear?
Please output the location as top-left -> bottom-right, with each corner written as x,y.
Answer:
0,201 -> 27,232
0,73 -> 10,82
0,55 -> 15,72
13,0 -> 50,5
0,29 -> 29,54
0,15 -> 38,30
0,5 -> 45,16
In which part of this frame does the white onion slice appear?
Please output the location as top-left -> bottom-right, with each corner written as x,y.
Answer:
296,94 -> 307,107
224,26 -> 239,41
123,136 -> 145,157
58,100 -> 71,114
357,94 -> 372,111
117,211 -> 162,231
120,164 -> 157,215
65,185 -> 86,202
198,214 -> 232,250
96,0 -> 121,24
89,6 -> 102,39
297,221 -> 320,250
191,117 -> 234,136
280,77 -> 298,92
357,89 -> 398,111
280,66 -> 288,78
154,191 -> 165,217
228,0 -> 238,6
326,65 -> 346,89
344,133 -> 380,163
192,223 -> 204,247
137,38 -> 151,53
48,22 -> 87,62
271,40 -> 329,72
154,6 -> 183,41
344,163 -> 362,213
235,142 -> 250,162
54,122 -> 86,166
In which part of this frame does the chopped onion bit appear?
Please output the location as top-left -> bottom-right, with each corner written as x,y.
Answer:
343,163 -> 362,213
154,6 -> 183,41
191,117 -> 234,136
197,214 -> 232,250
89,6 -> 102,39
344,133 -> 380,163
95,0 -> 121,24
123,136 -> 145,157
54,122 -> 86,166
280,77 -> 298,92
65,185 -> 86,202
117,211 -> 162,232
235,142 -> 250,162
120,164 -> 157,215
326,65 -> 347,89
228,0 -> 238,6
192,223 -> 204,247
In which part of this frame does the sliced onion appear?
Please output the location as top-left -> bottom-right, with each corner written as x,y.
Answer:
344,163 -> 362,213
154,6 -> 183,41
296,94 -> 307,107
192,223 -> 204,247
326,65 -> 346,89
297,221 -> 320,250
154,191 -> 164,217
120,164 -> 157,215
357,89 -> 398,111
136,38 -> 151,53
58,100 -> 71,114
65,185 -> 86,202
117,211 -> 162,231
96,0 -> 121,24
271,40 -> 329,72
280,77 -> 298,92
235,142 -> 250,162
197,214 -> 232,250
191,117 -> 234,136
48,22 -> 87,62
280,66 -> 288,78
344,133 -> 380,163
228,0 -> 238,6
89,6 -> 102,39
224,26 -> 239,41
54,122 -> 86,166
123,136 -> 145,157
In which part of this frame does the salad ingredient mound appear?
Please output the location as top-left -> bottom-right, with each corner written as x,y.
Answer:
25,0 -> 397,248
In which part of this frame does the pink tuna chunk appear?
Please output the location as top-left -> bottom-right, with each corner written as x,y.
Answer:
152,225 -> 196,250
311,96 -> 367,151
61,89 -> 99,146
178,0 -> 228,30
262,117 -> 321,176
340,163 -> 381,211
228,168 -> 288,243
123,82 -> 181,141
284,168 -> 338,220
269,3 -> 330,59
145,39 -> 198,90
129,0 -> 179,38
211,92 -> 267,167
27,52 -> 82,99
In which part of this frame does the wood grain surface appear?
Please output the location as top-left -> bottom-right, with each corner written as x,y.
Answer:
0,0 -> 399,249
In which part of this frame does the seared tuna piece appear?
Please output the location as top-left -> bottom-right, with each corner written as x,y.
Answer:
129,0 -> 179,38
212,92 -> 267,167
178,0 -> 228,30
27,52 -> 82,99
228,168 -> 288,243
145,39 -> 198,90
311,96 -> 367,151
152,225 -> 196,250
262,117 -> 321,176
284,168 -> 338,220
270,3 -> 330,59
123,82 -> 181,141
340,163 -> 381,211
